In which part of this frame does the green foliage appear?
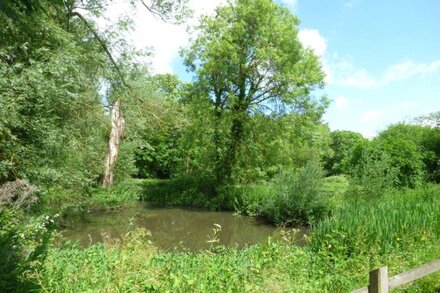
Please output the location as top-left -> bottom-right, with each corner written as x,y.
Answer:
0,209 -> 55,291
321,175 -> 350,197
324,130 -> 367,175
88,180 -> 142,210
312,185 -> 440,258
349,144 -> 398,197
412,117 -> 440,183
325,123 -> 440,189
25,217 -> 440,292
231,113 -> 333,183
116,73 -> 189,180
182,0 -> 326,184
140,177 -> 219,209
419,126 -> 440,183
257,163 -> 330,224
0,0 -> 109,191
222,184 -> 277,217
376,124 -> 426,187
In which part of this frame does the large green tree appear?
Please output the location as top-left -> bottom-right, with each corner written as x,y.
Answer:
183,0 -> 325,184
0,0 -> 192,189
324,130 -> 367,175
0,0 -> 109,190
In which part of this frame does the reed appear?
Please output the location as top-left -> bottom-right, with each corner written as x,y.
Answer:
311,184 -> 440,255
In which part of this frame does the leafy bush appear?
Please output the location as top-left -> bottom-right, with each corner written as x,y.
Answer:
258,162 -> 331,224
0,209 -> 55,291
324,130 -> 368,175
349,146 -> 398,197
88,180 -> 142,210
376,123 -> 427,187
321,175 -> 349,196
221,184 -> 277,216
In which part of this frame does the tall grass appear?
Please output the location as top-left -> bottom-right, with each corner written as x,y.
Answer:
27,227 -> 440,292
311,185 -> 440,256
11,184 -> 440,292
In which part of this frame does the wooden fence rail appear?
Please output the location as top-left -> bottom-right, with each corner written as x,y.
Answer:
351,259 -> 440,293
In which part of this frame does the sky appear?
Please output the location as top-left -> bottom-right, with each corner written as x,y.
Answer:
102,0 -> 440,138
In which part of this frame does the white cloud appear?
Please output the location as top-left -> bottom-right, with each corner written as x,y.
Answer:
279,0 -> 298,11
383,60 -> 440,84
298,29 -> 327,57
327,57 -> 440,89
334,96 -> 348,109
340,68 -> 379,89
361,110 -> 383,123
99,0 -> 227,74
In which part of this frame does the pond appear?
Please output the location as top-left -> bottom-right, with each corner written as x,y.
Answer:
59,203 -> 308,251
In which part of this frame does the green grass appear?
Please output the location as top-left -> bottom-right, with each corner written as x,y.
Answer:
87,179 -> 141,210
11,181 -> 440,292
26,227 -> 440,292
312,184 -> 440,256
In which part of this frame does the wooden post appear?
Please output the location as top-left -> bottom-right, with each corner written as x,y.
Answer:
369,267 -> 388,293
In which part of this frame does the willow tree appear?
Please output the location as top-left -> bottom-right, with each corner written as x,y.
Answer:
64,0 -> 191,187
0,0 -> 109,189
183,0 -> 325,184
101,0 -> 191,187
0,0 -> 191,188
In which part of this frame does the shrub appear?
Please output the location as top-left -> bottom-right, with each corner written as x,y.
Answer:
259,162 -> 331,224
349,147 -> 398,197
88,179 -> 141,210
220,184 -> 277,216
0,209 -> 55,291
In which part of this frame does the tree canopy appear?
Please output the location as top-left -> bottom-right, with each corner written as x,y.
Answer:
182,0 -> 326,183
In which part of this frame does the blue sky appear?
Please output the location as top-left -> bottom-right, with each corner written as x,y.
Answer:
292,0 -> 440,137
107,0 -> 440,138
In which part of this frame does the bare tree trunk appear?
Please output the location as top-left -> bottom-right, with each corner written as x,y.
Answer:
103,100 -> 125,188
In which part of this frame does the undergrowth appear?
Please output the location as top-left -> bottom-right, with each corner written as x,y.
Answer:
27,227 -> 440,292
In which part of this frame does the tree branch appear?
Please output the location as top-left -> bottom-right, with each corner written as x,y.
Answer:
140,0 -> 168,22
70,11 -> 131,89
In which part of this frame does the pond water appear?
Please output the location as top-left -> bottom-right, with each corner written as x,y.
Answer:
59,203 -> 308,251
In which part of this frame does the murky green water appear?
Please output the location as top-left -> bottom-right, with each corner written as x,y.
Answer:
59,203 -> 307,251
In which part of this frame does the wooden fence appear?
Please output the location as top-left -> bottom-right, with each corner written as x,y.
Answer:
351,259 -> 440,293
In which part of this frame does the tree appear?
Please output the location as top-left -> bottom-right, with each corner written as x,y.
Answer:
324,130 -> 367,175
375,123 -> 426,188
118,73 -> 189,180
97,0 -> 190,187
416,111 -> 440,128
183,0 -> 325,184
0,0 -> 109,190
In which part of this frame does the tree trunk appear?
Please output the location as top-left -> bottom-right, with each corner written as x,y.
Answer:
103,100 -> 125,188
221,100 -> 248,185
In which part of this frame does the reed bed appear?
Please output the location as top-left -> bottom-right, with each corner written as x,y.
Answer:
311,184 -> 440,256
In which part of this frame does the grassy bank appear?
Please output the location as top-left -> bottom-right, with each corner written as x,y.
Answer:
4,184 -> 440,292
141,172 -> 350,225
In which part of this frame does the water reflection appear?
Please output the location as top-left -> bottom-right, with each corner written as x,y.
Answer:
60,203 -> 308,251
